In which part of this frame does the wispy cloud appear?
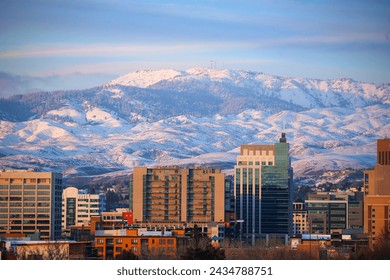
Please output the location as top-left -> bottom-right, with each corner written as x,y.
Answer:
0,32 -> 385,60
0,44 -> 196,59
0,1 -> 388,85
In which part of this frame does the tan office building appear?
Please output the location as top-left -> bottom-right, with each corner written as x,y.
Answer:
293,202 -> 308,235
0,170 -> 63,240
363,139 -> 390,246
130,166 -> 225,226
364,138 -> 390,196
364,195 -> 390,245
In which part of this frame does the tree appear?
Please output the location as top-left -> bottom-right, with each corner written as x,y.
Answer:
180,237 -> 226,260
350,229 -> 390,260
0,247 -> 8,260
222,238 -> 311,260
115,249 -> 139,260
17,242 -> 68,260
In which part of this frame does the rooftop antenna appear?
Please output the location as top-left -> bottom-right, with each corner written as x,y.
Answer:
210,60 -> 214,69
280,121 -> 287,143
209,60 -> 217,69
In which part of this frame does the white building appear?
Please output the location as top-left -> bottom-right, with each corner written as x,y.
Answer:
61,187 -> 105,236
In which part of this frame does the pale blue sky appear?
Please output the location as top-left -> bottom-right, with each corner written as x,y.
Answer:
0,0 -> 389,94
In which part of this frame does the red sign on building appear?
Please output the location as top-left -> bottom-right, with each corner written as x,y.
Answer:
122,211 -> 133,225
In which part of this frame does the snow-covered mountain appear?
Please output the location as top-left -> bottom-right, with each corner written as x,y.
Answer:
0,68 -> 389,185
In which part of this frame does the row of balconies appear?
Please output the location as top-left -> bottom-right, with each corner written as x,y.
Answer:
147,214 -> 180,217
145,195 -> 180,198
145,202 -> 180,206
146,184 -> 180,188
149,208 -> 180,211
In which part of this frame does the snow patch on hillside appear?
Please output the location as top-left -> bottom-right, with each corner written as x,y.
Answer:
107,69 -> 183,88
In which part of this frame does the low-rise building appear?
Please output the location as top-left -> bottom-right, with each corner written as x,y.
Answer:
305,191 -> 363,234
94,228 -> 188,259
293,202 -> 308,235
1,238 -> 94,260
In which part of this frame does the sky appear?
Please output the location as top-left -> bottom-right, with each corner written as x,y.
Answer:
0,0 -> 389,96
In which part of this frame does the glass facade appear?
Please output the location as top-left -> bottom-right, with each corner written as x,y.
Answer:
66,198 -> 76,228
234,139 -> 293,243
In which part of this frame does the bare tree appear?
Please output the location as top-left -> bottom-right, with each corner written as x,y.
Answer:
17,242 -> 69,260
222,238 -> 311,260
180,237 -> 225,260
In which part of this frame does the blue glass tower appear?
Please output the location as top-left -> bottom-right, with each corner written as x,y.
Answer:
234,133 -> 293,245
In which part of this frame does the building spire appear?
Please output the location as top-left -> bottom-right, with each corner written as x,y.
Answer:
280,132 -> 287,143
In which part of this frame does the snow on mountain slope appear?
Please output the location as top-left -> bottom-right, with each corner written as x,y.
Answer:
107,69 -> 184,88
106,68 -> 389,109
46,106 -> 86,125
0,102 -> 389,181
0,68 -> 389,184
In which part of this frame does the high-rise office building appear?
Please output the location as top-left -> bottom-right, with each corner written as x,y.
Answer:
305,191 -> 363,235
130,166 -> 225,226
364,138 -> 390,196
61,187 -> 106,236
0,170 -> 63,240
363,138 -> 390,246
234,133 -> 293,244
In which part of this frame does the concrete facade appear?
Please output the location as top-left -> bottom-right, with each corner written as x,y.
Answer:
0,170 -> 63,240
131,166 -> 225,226
61,187 -> 106,235
363,139 -> 390,247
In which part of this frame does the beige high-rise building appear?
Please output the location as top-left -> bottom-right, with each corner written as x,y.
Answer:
364,196 -> 390,246
0,170 -> 63,240
130,166 -> 225,226
364,139 -> 390,196
363,138 -> 390,246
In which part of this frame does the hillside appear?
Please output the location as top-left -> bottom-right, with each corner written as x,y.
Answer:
0,68 -> 389,185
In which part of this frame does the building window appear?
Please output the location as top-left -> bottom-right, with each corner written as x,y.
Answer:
116,239 -> 123,244
97,239 -> 104,244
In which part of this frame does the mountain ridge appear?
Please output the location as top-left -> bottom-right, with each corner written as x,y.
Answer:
0,68 -> 389,185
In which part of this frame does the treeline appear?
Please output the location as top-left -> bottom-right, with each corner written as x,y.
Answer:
0,83 -> 304,123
